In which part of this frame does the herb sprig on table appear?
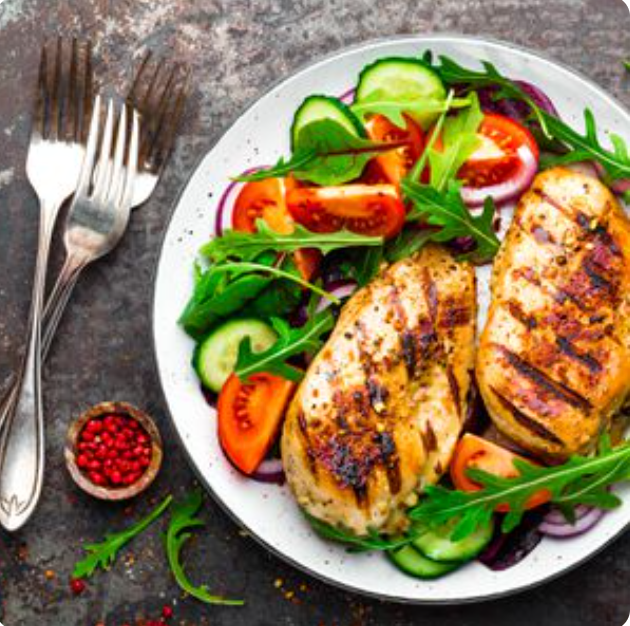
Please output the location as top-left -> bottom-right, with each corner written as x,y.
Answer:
72,495 -> 173,579
166,491 -> 244,606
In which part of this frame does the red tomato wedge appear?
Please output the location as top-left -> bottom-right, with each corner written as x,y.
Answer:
286,184 -> 405,239
458,113 -> 539,207
218,373 -> 296,475
363,114 -> 424,186
450,434 -> 551,512
232,178 -> 321,280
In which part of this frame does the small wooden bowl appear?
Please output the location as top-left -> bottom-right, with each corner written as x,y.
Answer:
65,401 -> 163,501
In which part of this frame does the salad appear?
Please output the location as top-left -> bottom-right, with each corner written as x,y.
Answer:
179,52 -> 630,580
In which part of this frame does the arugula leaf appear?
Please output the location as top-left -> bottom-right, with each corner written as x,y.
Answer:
429,54 -> 550,136
238,118 -> 405,186
427,92 -> 483,191
166,490 -> 244,606
624,60 -> 630,72
211,261 -> 340,305
343,245 -> 384,286
409,436 -> 630,541
350,96 -> 471,128
306,513 -> 411,552
540,109 -> 630,182
180,269 -> 273,339
234,151 -> 316,181
403,180 -> 500,263
235,310 -> 335,382
201,220 -> 383,263
385,227 -> 435,263
72,496 -> 173,579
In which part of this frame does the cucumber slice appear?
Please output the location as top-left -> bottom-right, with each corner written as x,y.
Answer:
388,545 -> 460,579
291,95 -> 365,150
412,518 -> 494,564
355,57 -> 446,128
193,318 -> 277,392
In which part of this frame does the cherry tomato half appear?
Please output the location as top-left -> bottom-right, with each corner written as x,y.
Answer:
364,114 -> 425,186
458,113 -> 540,206
286,184 -> 406,239
232,178 -> 321,281
218,372 -> 296,475
450,434 -> 551,512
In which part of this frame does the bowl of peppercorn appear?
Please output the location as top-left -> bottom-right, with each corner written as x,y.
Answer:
65,401 -> 163,500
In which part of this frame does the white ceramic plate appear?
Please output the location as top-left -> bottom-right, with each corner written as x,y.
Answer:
152,35 -> 630,603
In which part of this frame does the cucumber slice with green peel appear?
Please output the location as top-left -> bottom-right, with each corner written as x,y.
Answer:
411,518 -> 495,564
355,57 -> 446,128
193,318 -> 277,392
388,545 -> 461,579
291,95 -> 365,149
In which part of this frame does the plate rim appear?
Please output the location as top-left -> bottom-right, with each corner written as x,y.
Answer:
151,33 -> 630,605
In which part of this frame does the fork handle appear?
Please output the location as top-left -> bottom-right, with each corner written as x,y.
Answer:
0,203 -> 59,531
41,253 -> 87,360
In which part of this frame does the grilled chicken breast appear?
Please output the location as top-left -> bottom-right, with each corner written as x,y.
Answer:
477,167 -> 630,460
282,245 -> 476,536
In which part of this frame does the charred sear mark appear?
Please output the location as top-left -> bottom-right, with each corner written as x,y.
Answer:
556,337 -> 602,373
583,260 -> 614,292
593,224 -> 621,256
446,365 -> 461,416
535,190 -> 585,227
497,346 -> 591,411
401,330 -> 417,377
507,301 -> 537,329
298,410 -> 308,435
492,387 -> 565,446
421,421 -> 438,453
439,300 -> 471,330
367,379 -> 389,414
313,428 -> 399,503
375,431 -> 401,494
332,390 -> 350,430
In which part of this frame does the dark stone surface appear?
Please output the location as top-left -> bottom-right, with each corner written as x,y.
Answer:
0,0 -> 629,624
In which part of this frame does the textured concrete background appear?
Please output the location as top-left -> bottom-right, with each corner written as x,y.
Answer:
0,0 -> 629,625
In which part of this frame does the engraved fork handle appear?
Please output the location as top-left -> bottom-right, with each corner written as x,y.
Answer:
0,201 -> 60,531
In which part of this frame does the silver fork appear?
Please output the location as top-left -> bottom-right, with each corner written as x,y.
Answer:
39,51 -> 190,358
41,101 -> 140,360
0,39 -> 93,531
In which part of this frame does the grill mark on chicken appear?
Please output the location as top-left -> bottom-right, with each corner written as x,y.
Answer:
556,337 -> 603,373
422,268 -> 439,322
497,345 -> 592,411
535,190 -> 589,229
446,365 -> 461,418
421,421 -> 438,453
492,387 -> 565,446
439,299 -> 472,330
507,300 -> 537,329
352,319 -> 403,497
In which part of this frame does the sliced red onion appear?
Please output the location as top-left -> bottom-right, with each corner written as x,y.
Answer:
339,87 -> 355,104
542,504 -> 592,526
315,279 -> 358,313
460,143 -> 539,207
539,507 -> 605,538
477,80 -> 558,120
250,458 -> 286,485
214,165 -> 266,237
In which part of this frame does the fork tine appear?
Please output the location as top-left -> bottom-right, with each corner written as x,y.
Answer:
92,99 -> 115,202
82,41 -> 94,143
121,109 -> 140,206
107,104 -> 128,205
32,42 -> 49,139
49,36 -> 63,140
75,94 -> 102,196
140,63 -> 179,161
152,66 -> 190,171
65,38 -> 78,141
126,50 -> 152,106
